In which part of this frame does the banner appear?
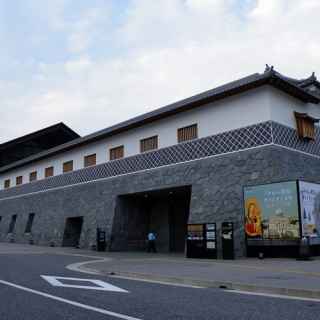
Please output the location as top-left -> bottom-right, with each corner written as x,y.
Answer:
244,181 -> 300,239
298,181 -> 320,237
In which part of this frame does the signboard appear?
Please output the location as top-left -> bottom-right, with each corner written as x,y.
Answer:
244,181 -> 300,240
298,181 -> 320,237
187,224 -> 204,241
221,222 -> 234,259
205,223 -> 216,250
186,223 -> 217,258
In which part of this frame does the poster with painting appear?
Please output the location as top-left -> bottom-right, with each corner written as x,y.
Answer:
298,181 -> 320,237
244,181 -> 300,239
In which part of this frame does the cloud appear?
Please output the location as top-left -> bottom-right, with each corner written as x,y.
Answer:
0,0 -> 319,142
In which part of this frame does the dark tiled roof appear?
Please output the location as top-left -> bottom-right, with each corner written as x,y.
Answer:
1,67 -> 319,174
0,123 -> 79,168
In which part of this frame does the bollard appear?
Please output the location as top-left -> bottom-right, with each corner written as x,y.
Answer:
298,236 -> 311,260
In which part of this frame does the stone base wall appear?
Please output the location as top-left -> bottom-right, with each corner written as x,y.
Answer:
0,145 -> 320,258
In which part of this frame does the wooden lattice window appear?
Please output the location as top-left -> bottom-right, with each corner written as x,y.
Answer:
84,154 -> 96,167
140,136 -> 158,153
4,179 -> 10,189
29,171 -> 37,182
16,176 -> 23,185
177,124 -> 198,143
295,112 -> 319,140
45,166 -> 54,178
110,145 -> 124,160
63,160 -> 73,173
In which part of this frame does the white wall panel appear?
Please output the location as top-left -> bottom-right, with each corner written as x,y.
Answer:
1,86 -> 317,189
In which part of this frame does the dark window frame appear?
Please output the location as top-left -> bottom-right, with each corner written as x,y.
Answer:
140,135 -> 158,153
63,160 -> 74,173
45,166 -> 54,178
177,124 -> 198,143
29,171 -> 37,182
109,145 -> 124,161
4,179 -> 10,189
84,154 -> 97,167
8,214 -> 17,234
25,213 -> 35,233
16,176 -> 23,185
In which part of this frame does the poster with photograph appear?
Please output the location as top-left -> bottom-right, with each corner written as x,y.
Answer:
244,181 -> 300,239
298,181 -> 320,237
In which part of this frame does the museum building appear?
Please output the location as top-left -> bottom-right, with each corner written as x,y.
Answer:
1,65 -> 320,258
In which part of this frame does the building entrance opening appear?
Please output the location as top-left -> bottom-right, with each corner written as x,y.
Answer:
62,216 -> 83,247
111,186 -> 191,253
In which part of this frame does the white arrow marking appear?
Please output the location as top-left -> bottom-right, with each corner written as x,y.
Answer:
41,275 -> 128,292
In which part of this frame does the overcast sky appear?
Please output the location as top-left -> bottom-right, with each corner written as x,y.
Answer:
0,0 -> 319,142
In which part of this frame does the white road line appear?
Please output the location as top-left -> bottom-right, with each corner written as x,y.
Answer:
0,280 -> 142,320
225,289 -> 320,303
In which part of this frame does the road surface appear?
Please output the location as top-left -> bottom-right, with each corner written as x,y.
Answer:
0,249 -> 320,319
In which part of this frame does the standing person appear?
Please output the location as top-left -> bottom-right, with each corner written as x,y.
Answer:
147,231 -> 157,253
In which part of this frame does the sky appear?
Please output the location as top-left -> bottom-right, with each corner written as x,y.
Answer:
0,0 -> 319,142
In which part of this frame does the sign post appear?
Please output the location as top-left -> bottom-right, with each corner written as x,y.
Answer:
221,222 -> 234,260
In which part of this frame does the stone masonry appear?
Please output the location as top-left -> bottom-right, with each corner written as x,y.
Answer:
1,144 -> 320,258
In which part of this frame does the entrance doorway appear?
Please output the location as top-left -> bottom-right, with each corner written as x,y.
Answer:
62,216 -> 83,247
111,186 -> 191,253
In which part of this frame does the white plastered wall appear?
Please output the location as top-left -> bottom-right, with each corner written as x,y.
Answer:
269,86 -> 320,127
1,86 -> 318,189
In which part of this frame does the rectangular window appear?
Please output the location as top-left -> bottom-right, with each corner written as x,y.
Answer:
25,213 -> 35,233
295,112 -> 317,140
16,176 -> 23,185
4,179 -> 10,189
84,154 -> 96,167
177,124 -> 198,143
45,166 -> 54,178
140,136 -> 158,153
8,214 -> 17,233
29,171 -> 37,182
63,160 -> 73,173
109,145 -> 124,160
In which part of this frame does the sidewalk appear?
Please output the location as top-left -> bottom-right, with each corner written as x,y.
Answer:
79,252 -> 320,298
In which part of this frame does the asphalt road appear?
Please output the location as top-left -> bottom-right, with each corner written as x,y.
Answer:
0,252 -> 320,320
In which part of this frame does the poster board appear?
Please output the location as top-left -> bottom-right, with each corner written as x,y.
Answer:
244,181 -> 300,240
298,181 -> 320,237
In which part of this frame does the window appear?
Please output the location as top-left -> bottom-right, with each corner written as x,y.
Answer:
295,112 -> 318,140
109,145 -> 124,160
25,213 -> 35,233
16,176 -> 23,185
140,136 -> 158,153
45,166 -> 54,178
29,171 -> 37,182
8,215 -> 17,233
177,124 -> 198,143
63,160 -> 73,173
4,179 -> 10,189
84,154 -> 96,167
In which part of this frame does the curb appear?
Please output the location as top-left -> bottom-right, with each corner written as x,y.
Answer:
66,258 -> 320,300
101,269 -> 320,299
